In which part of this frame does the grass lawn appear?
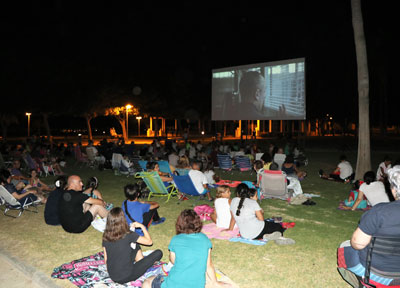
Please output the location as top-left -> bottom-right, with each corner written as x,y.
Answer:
1,147 -> 399,288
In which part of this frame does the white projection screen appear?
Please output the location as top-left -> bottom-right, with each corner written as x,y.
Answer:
212,58 -> 306,120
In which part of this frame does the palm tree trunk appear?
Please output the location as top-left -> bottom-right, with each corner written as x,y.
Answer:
42,113 -> 53,146
85,114 -> 93,141
351,0 -> 371,179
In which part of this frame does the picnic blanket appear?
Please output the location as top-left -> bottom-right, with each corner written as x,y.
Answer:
229,237 -> 267,246
201,222 -> 240,240
215,180 -> 242,187
337,201 -> 371,211
51,251 -> 167,288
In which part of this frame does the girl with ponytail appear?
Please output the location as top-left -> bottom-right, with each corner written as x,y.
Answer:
230,183 -> 293,245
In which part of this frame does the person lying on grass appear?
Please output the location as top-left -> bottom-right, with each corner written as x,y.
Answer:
142,209 -> 230,288
103,207 -> 163,284
230,183 -> 295,245
122,183 -> 166,236
58,175 -> 108,233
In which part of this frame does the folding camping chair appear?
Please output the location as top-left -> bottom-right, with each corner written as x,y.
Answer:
234,156 -> 252,173
157,160 -> 173,175
361,236 -> 400,288
172,174 -> 203,204
273,153 -> 287,170
259,170 -> 292,200
217,154 -> 233,172
138,160 -> 148,171
135,171 -> 177,203
0,185 -> 41,218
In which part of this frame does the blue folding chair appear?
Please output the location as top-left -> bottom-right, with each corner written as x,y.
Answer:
157,160 -> 172,175
235,156 -> 252,173
175,168 -> 190,176
138,160 -> 148,171
172,174 -> 203,204
217,154 -> 232,172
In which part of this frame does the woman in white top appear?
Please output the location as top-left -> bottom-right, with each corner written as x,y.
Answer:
346,171 -> 389,211
230,184 -> 294,245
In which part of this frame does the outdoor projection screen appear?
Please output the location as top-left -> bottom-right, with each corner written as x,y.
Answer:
212,58 -> 306,120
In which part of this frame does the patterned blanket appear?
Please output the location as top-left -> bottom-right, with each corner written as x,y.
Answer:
51,251 -> 167,288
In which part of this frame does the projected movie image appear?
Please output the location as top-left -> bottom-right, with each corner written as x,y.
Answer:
212,58 -> 306,120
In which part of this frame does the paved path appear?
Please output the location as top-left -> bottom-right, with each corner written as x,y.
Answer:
0,247 -> 60,288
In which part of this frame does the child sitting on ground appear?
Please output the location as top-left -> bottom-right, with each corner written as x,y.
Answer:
210,185 -> 236,230
203,162 -> 219,188
122,183 -> 165,236
102,207 -> 163,284
344,180 -> 368,209
83,176 -> 113,210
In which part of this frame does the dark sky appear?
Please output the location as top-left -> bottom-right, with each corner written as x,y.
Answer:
1,0 -> 398,126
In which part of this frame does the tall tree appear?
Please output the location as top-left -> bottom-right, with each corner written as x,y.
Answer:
351,0 -> 371,179
0,113 -> 18,140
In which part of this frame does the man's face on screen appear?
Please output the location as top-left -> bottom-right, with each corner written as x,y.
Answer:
254,83 -> 266,111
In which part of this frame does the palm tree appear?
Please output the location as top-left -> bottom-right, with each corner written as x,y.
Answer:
351,0 -> 371,179
0,113 -> 18,140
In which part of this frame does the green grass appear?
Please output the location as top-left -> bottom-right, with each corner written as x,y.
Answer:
1,148 -> 399,288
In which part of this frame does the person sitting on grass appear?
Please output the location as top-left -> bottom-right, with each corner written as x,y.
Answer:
58,175 -> 108,233
337,165 -> 400,287
230,183 -> 294,245
343,180 -> 368,210
319,154 -> 354,183
0,168 -> 44,204
281,155 -> 307,180
376,155 -> 391,182
122,183 -> 166,236
142,209 -> 229,288
44,175 -> 67,226
189,160 -> 214,201
103,207 -> 163,285
210,185 -> 236,230
83,176 -> 113,210
343,171 -> 389,211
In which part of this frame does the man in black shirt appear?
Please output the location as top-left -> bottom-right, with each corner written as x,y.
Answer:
58,175 -> 108,233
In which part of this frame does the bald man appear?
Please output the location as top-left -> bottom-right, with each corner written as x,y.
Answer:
58,175 -> 108,233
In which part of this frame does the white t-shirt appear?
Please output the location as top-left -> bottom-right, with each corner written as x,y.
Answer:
188,169 -> 208,194
360,181 -> 389,206
204,170 -> 215,185
215,198 -> 231,229
338,161 -> 353,179
230,197 -> 264,239
376,162 -> 391,181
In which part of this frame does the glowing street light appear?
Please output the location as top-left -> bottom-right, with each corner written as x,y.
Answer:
25,112 -> 31,137
125,104 -> 132,140
136,116 -> 142,136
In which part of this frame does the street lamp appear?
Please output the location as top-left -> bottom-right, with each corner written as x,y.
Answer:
125,104 -> 132,140
136,116 -> 142,136
25,112 -> 31,137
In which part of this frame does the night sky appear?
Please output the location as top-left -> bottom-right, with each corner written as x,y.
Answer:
2,0 -> 398,131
